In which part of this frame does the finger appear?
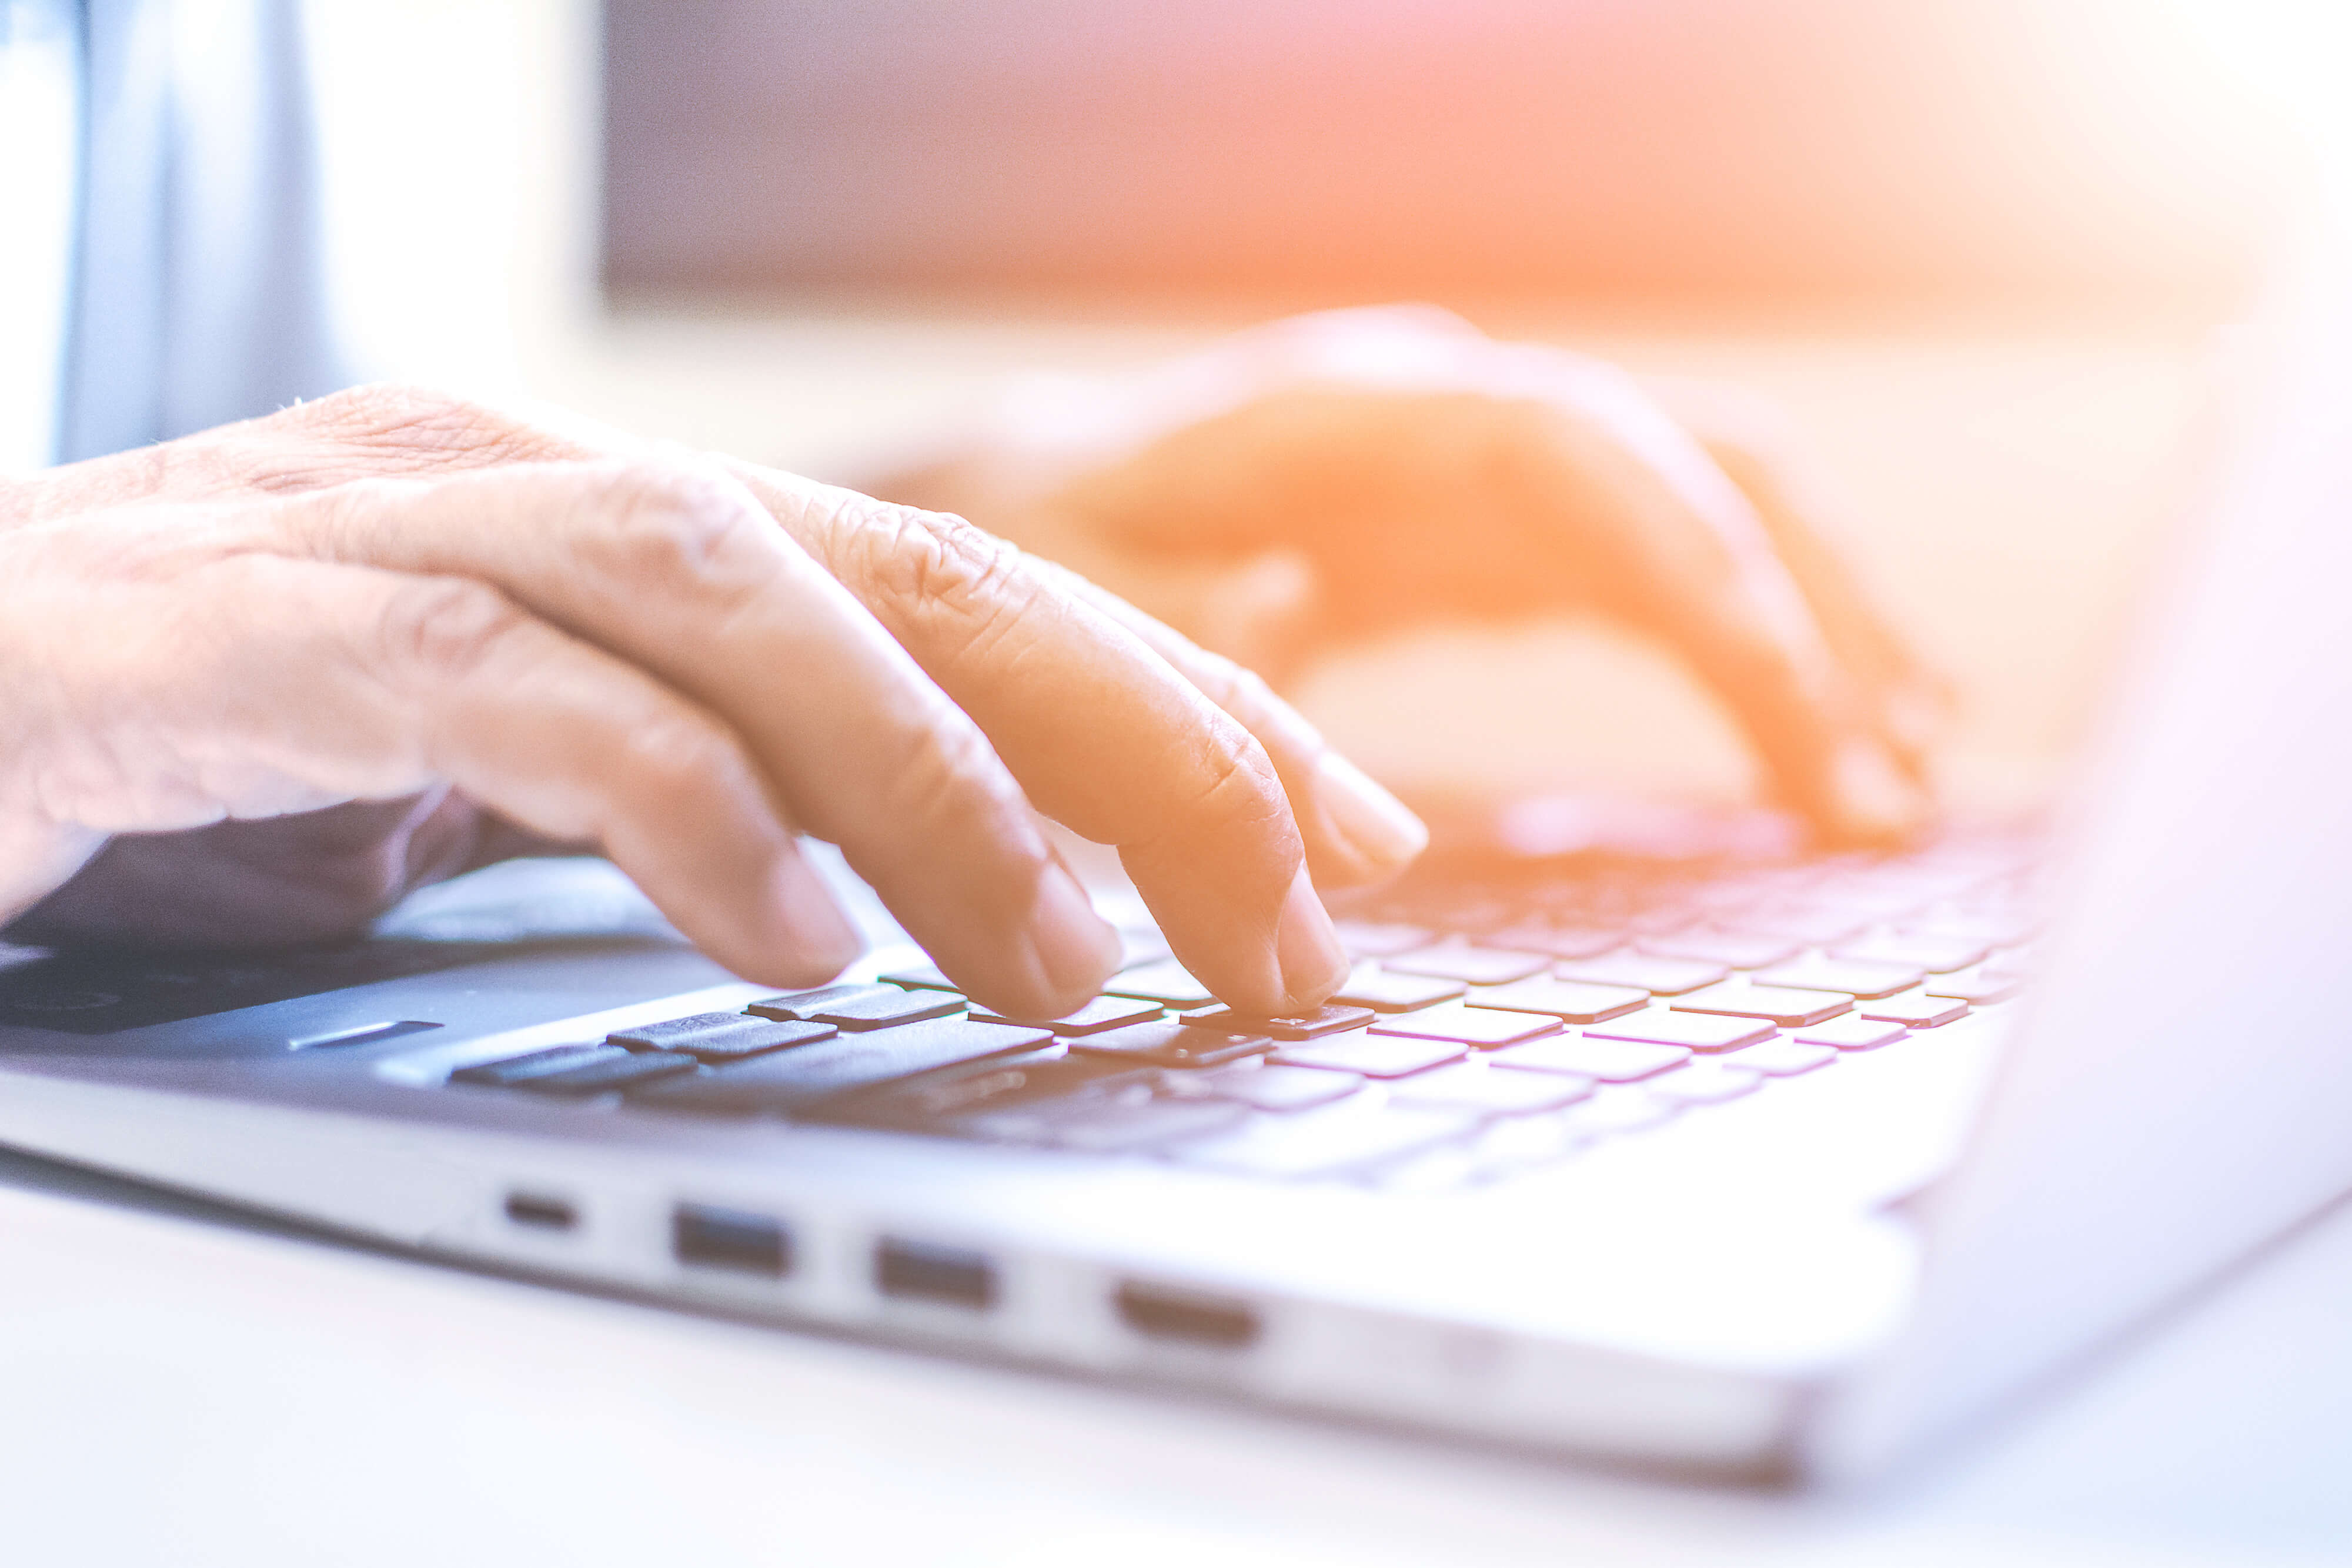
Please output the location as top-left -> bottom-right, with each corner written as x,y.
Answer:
1511,380 -> 1929,844
1693,432 -> 1953,774
1016,549 -> 1428,891
89,550 -> 863,987
259,462 -> 1125,1020
717,459 -> 1352,1014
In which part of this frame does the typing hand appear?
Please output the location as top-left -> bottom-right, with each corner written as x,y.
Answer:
886,307 -> 1943,844
0,387 -> 1425,1018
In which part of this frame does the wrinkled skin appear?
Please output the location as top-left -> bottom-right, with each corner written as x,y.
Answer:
1,309 -> 1935,1014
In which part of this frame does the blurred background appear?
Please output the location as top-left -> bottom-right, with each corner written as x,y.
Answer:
302,0 -> 2326,823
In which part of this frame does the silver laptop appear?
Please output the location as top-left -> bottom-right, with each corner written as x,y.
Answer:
2,284 -> 2347,1486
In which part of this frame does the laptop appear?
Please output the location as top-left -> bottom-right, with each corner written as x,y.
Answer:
2,283 -> 2347,1486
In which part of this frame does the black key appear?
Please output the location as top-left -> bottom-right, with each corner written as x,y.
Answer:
1332,919 -> 1432,957
1173,1064 -> 1364,1112
612,1014 -> 837,1061
1367,1003 -> 1561,1048
449,1044 -> 620,1088
683,1019 -> 840,1061
1179,1002 -> 1376,1040
1584,1010 -> 1776,1052
517,1049 -> 702,1095
628,1017 -> 1054,1115
1064,1018 -> 1273,1069
1638,928 -> 1799,969
1752,954 -> 1924,999
1272,1034 -> 1466,1078
1167,1100 -> 1477,1178
609,1012 -> 776,1051
747,985 -> 964,1031
968,995 -> 1165,1035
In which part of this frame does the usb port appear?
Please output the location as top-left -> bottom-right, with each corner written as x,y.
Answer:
503,1191 -> 578,1231
874,1238 -> 997,1309
1114,1281 -> 1262,1349
672,1203 -> 793,1278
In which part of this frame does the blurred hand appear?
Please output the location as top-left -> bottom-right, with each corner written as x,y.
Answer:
884,307 -> 1943,842
0,386 -> 1431,1018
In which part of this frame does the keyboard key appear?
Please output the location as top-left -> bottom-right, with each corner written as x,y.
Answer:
1039,1098 -> 1248,1154
1638,927 -> 1800,968
1922,972 -> 2024,1005
1483,922 -> 1623,961
1382,944 -> 1551,987
1831,932 -> 1990,973
1715,1038 -> 1839,1076
1462,977 -> 1648,1024
1584,1010 -> 1776,1052
1721,907 -> 1869,947
1176,1064 -> 1365,1112
609,1011 -> 789,1052
1333,964 -> 1466,1012
1367,1003 -> 1561,1048
629,1018 -> 1053,1114
449,1044 -> 621,1087
1386,1061 -> 1596,1115
1669,982 -> 1852,1027
968,995 -> 1166,1035
1169,1101 -> 1478,1179
1859,989 -> 1970,1028
633,1017 -> 837,1062
878,964 -> 959,993
1752,953 -> 1925,999
748,986 -> 963,1031
1101,958 -> 1217,1008
1181,1002 -> 1378,1039
1648,1061 -> 1763,1105
517,1049 -> 702,1095
1792,1014 -> 1910,1051
1333,919 -> 1434,958
1064,1018 -> 1272,1068
1555,952 -> 1728,995
1273,1034 -> 1468,1078
1487,1035 -> 1690,1082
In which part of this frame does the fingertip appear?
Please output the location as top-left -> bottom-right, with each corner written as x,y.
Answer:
1820,737 -> 1933,848
1307,750 -> 1428,885
1275,865 -> 1349,1011
737,839 -> 865,988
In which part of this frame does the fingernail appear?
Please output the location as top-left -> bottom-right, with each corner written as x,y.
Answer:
1312,751 -> 1428,871
1028,860 -> 1122,1006
1275,865 -> 1349,1009
1828,737 -> 1927,844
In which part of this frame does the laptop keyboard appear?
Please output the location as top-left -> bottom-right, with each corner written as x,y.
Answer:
439,834 -> 2037,1190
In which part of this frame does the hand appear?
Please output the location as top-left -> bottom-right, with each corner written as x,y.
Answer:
884,307 -> 1943,843
0,387 -> 1429,1018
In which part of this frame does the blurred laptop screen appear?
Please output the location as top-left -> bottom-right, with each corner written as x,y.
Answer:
603,0 -> 2290,312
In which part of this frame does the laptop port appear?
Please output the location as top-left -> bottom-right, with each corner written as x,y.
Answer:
503,1191 -> 577,1231
672,1203 -> 793,1278
1113,1281 -> 1262,1349
874,1238 -> 997,1309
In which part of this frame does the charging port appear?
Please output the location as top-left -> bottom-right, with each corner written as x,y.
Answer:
1114,1281 -> 1262,1349
874,1238 -> 997,1309
672,1203 -> 793,1278
503,1191 -> 578,1232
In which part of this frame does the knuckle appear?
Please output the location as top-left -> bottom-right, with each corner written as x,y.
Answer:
839,499 -> 1037,658
1170,720 -> 1288,845
591,460 -> 773,603
883,712 -> 1023,841
243,384 -> 558,490
376,576 -> 531,683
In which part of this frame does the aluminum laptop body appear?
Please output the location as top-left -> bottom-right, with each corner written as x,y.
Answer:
1,282 -> 2347,1483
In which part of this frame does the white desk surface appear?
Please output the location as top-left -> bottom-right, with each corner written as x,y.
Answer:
0,1143 -> 2344,1567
